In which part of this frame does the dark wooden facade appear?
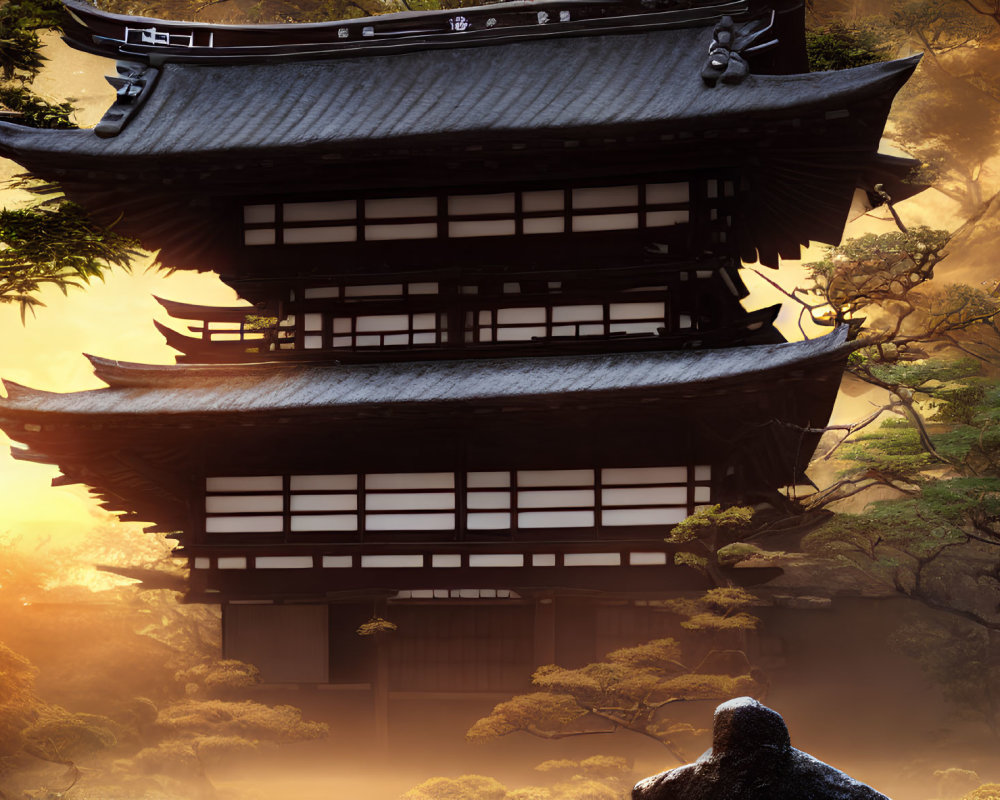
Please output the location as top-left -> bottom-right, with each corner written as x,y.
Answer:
0,0 -> 915,691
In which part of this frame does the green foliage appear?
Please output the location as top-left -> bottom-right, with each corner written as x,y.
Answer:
154,698 -> 327,742
467,639 -> 761,761
838,419 -> 934,480
0,0 -> 74,133
244,314 -> 278,331
0,643 -> 39,759
401,765 -> 635,800
890,617 -> 1000,731
0,0 -> 63,33
22,707 -> 118,761
662,588 -> 760,633
402,774 -> 509,800
175,660 -> 261,696
962,783 -> 1000,800
964,786 -> 1000,800
0,202 -> 139,320
356,616 -> 398,636
666,505 -> 754,545
805,22 -> 891,71
0,84 -> 75,128
804,227 -> 950,324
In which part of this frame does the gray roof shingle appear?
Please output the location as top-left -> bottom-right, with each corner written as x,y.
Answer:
0,328 -> 852,419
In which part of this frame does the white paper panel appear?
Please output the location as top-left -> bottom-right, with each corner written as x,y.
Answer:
518,510 -> 594,528
522,190 -> 564,211
361,554 -> 424,568
523,217 -> 564,234
695,465 -> 712,480
467,491 -> 511,510
602,486 -> 687,506
610,302 -> 665,320
217,557 -> 248,569
366,473 -> 454,490
551,304 -> 602,323
303,313 -> 323,331
413,312 -> 437,330
602,508 -> 688,526
366,492 -> 455,511
290,514 -> 358,531
448,193 -> 515,215
518,489 -> 595,509
322,555 -> 353,568
194,557 -> 210,569
290,494 -> 358,511
290,474 -> 357,491
572,213 -> 638,232
646,183 -> 690,204
303,335 -> 322,349
303,286 -> 340,299
206,495 -> 283,513
243,204 -> 275,224
356,314 -> 409,332
467,471 -> 510,488
629,552 -> 668,565
564,552 -> 620,566
572,185 -> 638,209
467,512 -> 511,530
365,513 -> 456,530
345,284 -> 403,297
496,326 -> 546,341
256,556 -> 314,569
365,196 -> 437,218
432,554 -> 461,567
647,210 -> 690,227
469,554 -> 523,567
517,469 -> 594,487
284,226 -> 357,244
601,467 -> 687,485
206,516 -> 284,533
365,223 -> 438,240
449,219 -> 516,238
532,553 -> 556,566
694,486 -> 712,502
613,321 -> 660,335
497,307 -> 546,325
244,228 -> 276,246
283,200 -> 355,222
412,332 -> 436,345
207,476 -> 283,492
409,282 -> 439,294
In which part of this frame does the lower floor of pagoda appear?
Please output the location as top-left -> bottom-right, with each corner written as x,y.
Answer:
222,595 -> 688,693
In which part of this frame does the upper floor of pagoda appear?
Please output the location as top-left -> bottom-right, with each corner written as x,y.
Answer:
0,0 -> 920,272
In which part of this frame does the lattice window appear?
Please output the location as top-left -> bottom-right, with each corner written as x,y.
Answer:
241,181 -> 693,246
204,465 -> 710,537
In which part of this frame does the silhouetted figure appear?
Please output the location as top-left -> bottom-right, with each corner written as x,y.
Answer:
633,697 -> 890,800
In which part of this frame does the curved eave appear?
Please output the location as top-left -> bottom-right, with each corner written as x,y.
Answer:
0,52 -> 920,175
155,295 -> 273,320
157,304 -> 784,361
63,0 -> 755,64
0,327 -> 852,424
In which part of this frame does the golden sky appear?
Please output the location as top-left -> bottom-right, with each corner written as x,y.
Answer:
0,34 -> 967,545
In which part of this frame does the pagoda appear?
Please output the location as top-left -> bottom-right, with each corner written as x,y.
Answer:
0,0 -> 917,692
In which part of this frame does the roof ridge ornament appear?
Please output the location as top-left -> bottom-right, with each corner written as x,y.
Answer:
701,11 -> 777,86
95,61 -> 159,138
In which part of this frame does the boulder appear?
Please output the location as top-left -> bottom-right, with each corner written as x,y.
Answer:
633,697 -> 890,800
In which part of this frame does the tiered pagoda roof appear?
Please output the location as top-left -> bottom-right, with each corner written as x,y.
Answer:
0,0 -> 919,268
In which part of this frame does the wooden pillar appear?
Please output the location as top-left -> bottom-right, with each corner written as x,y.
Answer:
533,596 -> 556,667
372,601 -> 390,756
